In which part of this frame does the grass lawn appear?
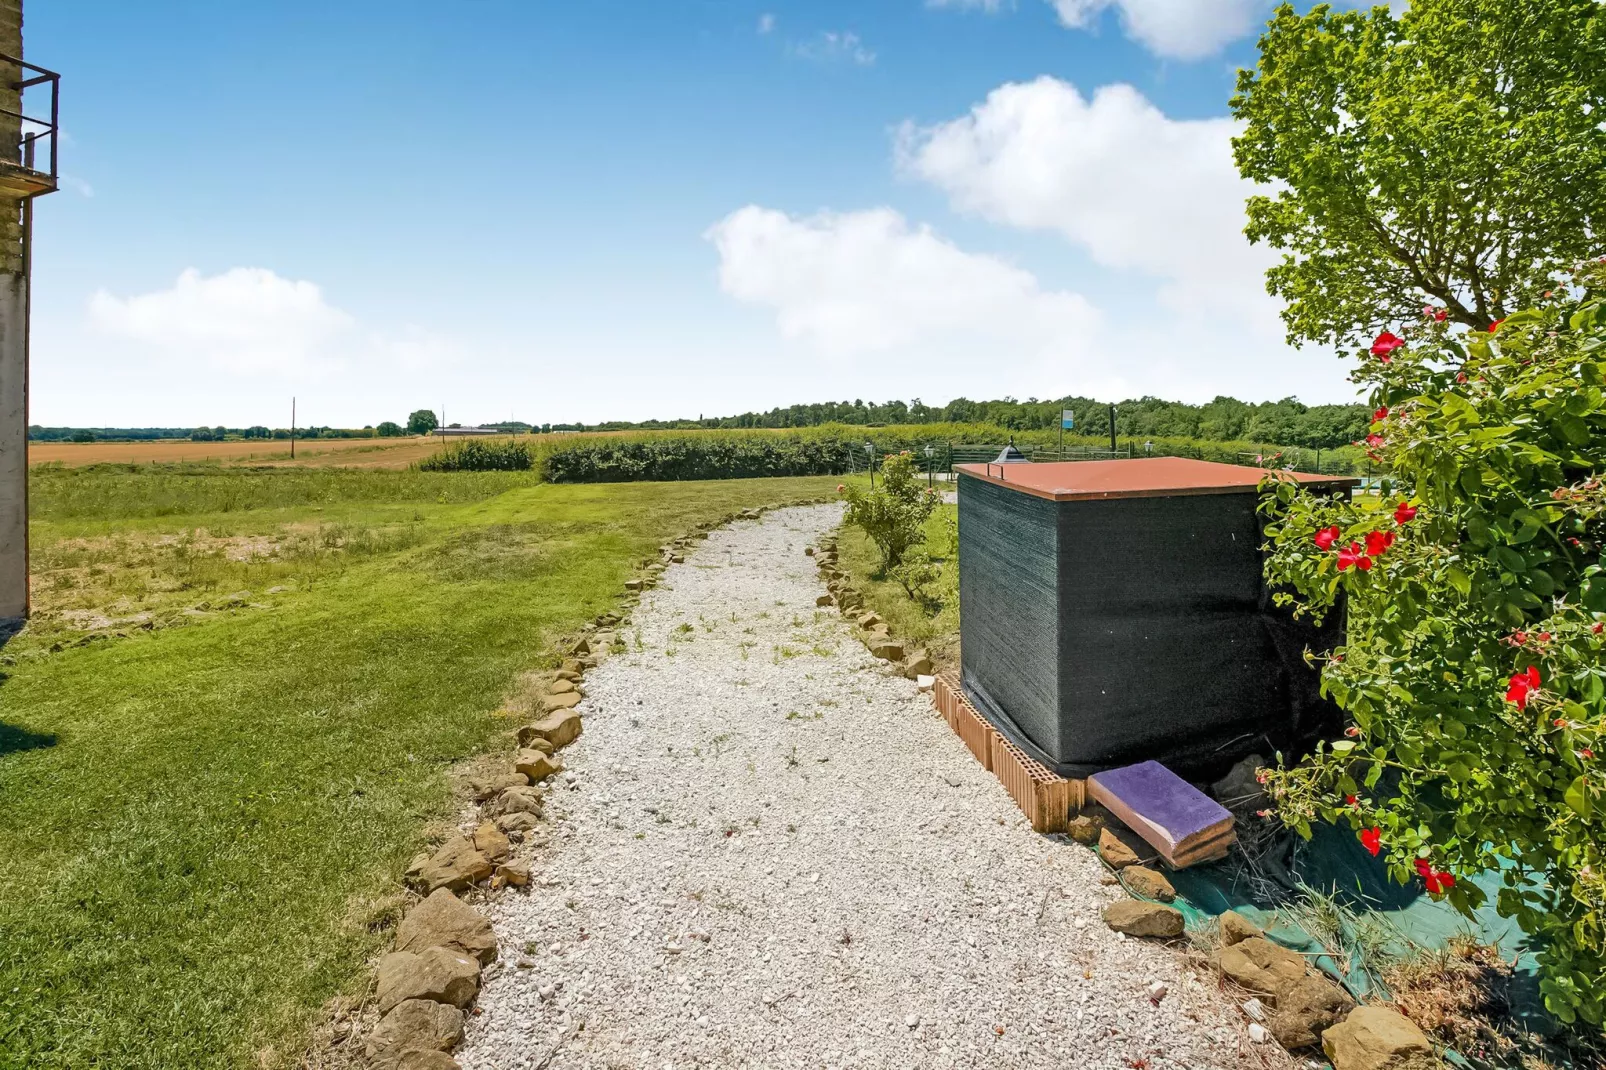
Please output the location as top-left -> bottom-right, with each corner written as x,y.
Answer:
835,499 -> 960,670
0,465 -> 840,1070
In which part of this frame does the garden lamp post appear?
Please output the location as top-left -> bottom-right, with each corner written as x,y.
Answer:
924,443 -> 934,487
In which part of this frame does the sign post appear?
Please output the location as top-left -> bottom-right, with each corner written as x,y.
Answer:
1060,408 -> 1074,459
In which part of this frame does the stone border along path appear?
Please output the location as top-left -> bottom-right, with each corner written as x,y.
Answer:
453,504 -> 1288,1070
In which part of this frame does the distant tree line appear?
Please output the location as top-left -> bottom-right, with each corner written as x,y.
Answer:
30,395 -> 1370,450
567,395 -> 1369,450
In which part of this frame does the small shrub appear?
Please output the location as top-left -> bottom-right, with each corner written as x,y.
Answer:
417,439 -> 533,472
842,452 -> 941,571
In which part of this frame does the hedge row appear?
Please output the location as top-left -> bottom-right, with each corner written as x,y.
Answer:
537,425 -> 1367,483
417,439 -> 535,472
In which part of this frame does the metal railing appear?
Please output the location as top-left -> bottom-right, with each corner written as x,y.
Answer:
0,52 -> 59,192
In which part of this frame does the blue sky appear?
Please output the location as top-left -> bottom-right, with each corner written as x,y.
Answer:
27,0 -> 1357,429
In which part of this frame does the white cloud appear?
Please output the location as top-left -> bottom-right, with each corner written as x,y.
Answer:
897,77 -> 1276,327
931,0 -> 1267,60
705,205 -> 1099,360
88,267 -> 453,377
704,205 -> 1350,405
757,12 -> 776,34
1048,0 -> 1267,58
793,30 -> 876,66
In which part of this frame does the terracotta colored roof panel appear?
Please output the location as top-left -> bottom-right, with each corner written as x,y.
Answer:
954,457 -> 1358,501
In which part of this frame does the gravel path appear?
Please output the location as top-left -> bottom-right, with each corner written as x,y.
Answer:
458,505 -> 1274,1070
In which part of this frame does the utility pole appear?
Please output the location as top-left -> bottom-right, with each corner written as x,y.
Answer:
290,397 -> 296,459
1107,403 -> 1117,454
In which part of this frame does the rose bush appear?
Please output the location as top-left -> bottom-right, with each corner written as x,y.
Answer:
1259,262 -> 1606,1025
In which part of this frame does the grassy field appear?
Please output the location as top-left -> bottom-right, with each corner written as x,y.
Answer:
835,500 -> 961,671
0,464 -> 840,1070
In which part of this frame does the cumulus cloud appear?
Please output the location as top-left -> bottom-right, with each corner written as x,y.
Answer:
89,267 -> 452,377
703,204 -> 1348,403
757,12 -> 776,34
793,30 -> 876,66
897,77 -> 1277,328
931,0 -> 1268,60
1048,0 -> 1267,59
705,205 -> 1099,359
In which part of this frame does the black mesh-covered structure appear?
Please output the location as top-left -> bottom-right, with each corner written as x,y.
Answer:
957,458 -> 1356,779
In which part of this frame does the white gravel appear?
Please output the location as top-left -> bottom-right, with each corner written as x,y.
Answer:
457,504 -> 1278,1070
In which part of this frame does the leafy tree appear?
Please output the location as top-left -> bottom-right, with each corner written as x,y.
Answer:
375,421 -> 403,437
1232,0 -> 1606,348
1259,266 -> 1606,1025
406,409 -> 439,435
841,452 -> 941,571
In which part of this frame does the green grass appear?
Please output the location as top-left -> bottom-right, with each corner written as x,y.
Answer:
835,500 -> 960,668
0,466 -> 839,1070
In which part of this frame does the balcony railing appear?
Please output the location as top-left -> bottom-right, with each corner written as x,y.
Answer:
0,52 -> 58,197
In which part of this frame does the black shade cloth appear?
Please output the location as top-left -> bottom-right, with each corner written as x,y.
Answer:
957,471 -> 1343,779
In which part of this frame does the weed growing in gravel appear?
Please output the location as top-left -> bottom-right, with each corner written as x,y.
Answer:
810,644 -> 834,657
786,710 -> 823,722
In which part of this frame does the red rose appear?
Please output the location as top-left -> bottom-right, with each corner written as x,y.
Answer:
1582,749 -> 1596,760
1345,794 -> 1358,807
1538,632 -> 1552,643
1370,332 -> 1405,360
1313,525 -> 1342,551
1393,502 -> 1417,524
1365,530 -> 1395,557
1434,310 -> 1447,322
1595,623 -> 1604,635
1506,666 -> 1542,710
1489,319 -> 1505,332
1337,542 -> 1372,572
1366,433 -> 1386,450
1360,828 -> 1382,856
1372,406 -> 1389,423
1345,725 -> 1361,737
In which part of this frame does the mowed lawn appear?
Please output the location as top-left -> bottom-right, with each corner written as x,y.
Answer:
0,465 -> 839,1070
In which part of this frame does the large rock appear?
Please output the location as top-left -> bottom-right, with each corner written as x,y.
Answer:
1271,976 -> 1357,1050
1321,1006 -> 1435,1070
471,821 -> 511,862
365,999 -> 464,1064
493,785 -> 544,816
1067,814 -> 1104,845
903,652 -> 935,678
495,810 -> 541,834
816,594 -> 833,607
468,772 -> 526,802
416,835 -> 493,893
376,946 -> 481,1012
543,690 -> 583,711
546,678 -> 577,695
1103,899 -> 1185,938
1220,909 -> 1264,945
396,888 -> 497,964
1098,827 -> 1141,869
522,709 -> 583,750
1218,937 -> 1310,1003
868,639 -> 905,662
1122,866 -> 1176,903
514,750 -> 564,782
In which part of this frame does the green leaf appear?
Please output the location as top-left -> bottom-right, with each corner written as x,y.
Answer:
1565,777 -> 1592,821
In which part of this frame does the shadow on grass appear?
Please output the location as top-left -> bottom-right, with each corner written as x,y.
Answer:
0,618 -> 56,756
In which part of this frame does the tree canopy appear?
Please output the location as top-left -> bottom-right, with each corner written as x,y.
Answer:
1232,0 -> 1606,347
406,409 -> 439,435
